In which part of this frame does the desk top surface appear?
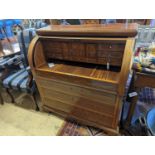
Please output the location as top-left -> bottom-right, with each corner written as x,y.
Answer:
38,63 -> 120,83
0,37 -> 20,58
37,23 -> 138,37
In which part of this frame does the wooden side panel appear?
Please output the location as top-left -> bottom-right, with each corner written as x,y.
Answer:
34,41 -> 47,68
118,38 -> 135,96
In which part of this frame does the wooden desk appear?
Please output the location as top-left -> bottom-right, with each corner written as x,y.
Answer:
0,37 -> 20,58
125,72 -> 155,128
28,24 -> 137,135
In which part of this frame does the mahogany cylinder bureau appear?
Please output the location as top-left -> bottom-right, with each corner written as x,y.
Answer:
28,24 -> 138,135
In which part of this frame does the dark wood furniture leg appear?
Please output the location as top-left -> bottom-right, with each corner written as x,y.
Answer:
30,92 -> 39,111
124,87 -> 139,128
6,88 -> 15,103
0,92 -> 3,104
124,72 -> 139,128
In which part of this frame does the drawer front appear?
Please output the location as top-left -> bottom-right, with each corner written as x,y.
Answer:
43,96 -> 114,128
41,87 -> 115,116
42,39 -> 126,67
36,71 -> 118,93
37,76 -> 117,105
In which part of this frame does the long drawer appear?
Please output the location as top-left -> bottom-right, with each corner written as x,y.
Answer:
37,76 -> 116,105
43,97 -> 114,128
40,86 -> 115,116
36,70 -> 118,92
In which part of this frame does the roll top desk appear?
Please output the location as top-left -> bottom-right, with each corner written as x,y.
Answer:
28,24 -> 138,135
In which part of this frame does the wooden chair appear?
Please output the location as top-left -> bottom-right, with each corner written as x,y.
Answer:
0,21 -> 48,105
1,28 -> 39,110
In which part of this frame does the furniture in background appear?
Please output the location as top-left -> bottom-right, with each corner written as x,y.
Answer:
80,19 -> 100,24
50,19 -> 152,26
1,28 -> 39,109
0,20 -> 5,39
0,36 -> 21,104
125,26 -> 155,128
21,20 -> 47,29
0,19 -> 22,40
0,20 -> 22,72
0,36 -> 21,78
0,20 -> 48,106
50,19 -> 116,25
4,20 -> 14,38
28,24 -> 137,135
125,71 -> 155,128
80,19 -> 116,24
116,19 -> 152,25
0,36 -> 20,58
34,21 -> 47,29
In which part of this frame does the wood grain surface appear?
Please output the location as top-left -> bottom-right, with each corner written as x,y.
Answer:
37,23 -> 138,37
28,24 -> 137,135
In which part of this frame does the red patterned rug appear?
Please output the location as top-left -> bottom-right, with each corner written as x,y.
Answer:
58,120 -> 107,136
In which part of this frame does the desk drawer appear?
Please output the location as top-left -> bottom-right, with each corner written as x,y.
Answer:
37,76 -> 117,106
40,86 -> 115,116
36,70 -> 118,92
43,97 -> 114,128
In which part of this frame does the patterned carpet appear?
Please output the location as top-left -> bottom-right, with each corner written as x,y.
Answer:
58,121 -> 107,136
58,88 -> 155,136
